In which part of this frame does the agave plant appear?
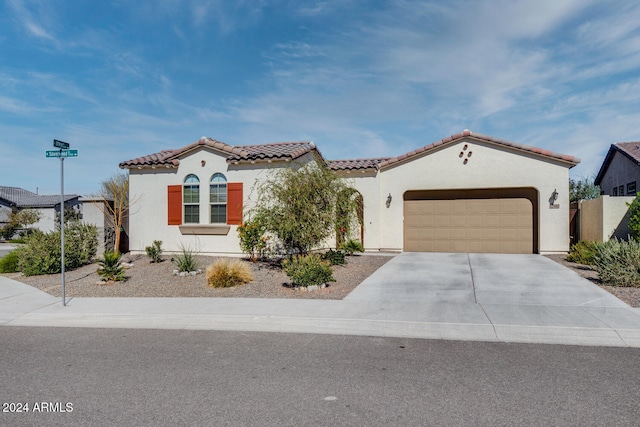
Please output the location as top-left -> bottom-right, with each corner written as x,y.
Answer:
97,251 -> 126,282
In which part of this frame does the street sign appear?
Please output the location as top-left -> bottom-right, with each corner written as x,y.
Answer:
53,139 -> 70,149
46,149 -> 78,158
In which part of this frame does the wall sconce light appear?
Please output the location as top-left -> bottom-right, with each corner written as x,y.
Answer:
386,193 -> 392,208
201,160 -> 206,167
550,189 -> 559,204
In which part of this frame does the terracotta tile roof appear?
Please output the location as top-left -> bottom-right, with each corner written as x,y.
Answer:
119,138 -> 318,169
119,137 -> 247,168
229,141 -> 317,163
594,141 -> 640,185
120,130 -> 580,172
0,186 -> 78,208
377,130 -> 580,169
327,158 -> 390,171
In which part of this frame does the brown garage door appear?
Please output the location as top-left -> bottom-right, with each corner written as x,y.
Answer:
404,198 -> 533,253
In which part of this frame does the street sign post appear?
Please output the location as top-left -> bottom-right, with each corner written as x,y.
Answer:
53,139 -> 70,149
47,140 -> 77,307
46,149 -> 78,158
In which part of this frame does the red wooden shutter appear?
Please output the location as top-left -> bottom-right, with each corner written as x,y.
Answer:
167,185 -> 182,225
227,183 -> 243,225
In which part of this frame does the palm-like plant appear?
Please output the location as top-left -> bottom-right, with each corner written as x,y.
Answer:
97,251 -> 126,282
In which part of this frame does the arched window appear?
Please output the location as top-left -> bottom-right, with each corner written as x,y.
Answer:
183,174 -> 200,224
210,173 -> 227,223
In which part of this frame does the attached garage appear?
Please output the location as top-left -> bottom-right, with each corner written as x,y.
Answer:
403,188 -> 539,254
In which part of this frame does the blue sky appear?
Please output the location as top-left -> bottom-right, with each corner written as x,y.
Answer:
2,0 -> 640,196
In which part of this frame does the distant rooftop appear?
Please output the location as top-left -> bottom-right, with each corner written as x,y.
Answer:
0,186 -> 79,208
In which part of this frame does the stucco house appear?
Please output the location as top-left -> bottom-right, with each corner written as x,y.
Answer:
120,130 -> 579,255
0,186 -> 80,236
594,142 -> 640,197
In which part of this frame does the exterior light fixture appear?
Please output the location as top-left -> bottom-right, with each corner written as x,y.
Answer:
386,193 -> 392,208
550,189 -> 559,204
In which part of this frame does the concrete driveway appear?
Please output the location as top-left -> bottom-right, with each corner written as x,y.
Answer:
2,252 -> 640,347
344,252 -> 640,345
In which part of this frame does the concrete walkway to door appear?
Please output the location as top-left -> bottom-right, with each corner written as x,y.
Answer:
2,252 -> 640,347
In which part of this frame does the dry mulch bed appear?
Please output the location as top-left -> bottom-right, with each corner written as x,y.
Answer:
544,254 -> 640,307
5,252 -> 639,307
3,254 -> 394,300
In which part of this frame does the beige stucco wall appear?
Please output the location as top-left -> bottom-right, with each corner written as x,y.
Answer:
578,196 -> 633,242
128,138 -> 575,255
350,138 -> 573,253
127,148 -> 318,255
33,207 -> 57,233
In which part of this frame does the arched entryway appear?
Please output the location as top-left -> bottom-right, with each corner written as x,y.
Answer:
336,189 -> 364,247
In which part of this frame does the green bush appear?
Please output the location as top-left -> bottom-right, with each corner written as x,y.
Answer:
15,222 -> 98,276
340,239 -> 364,255
173,244 -> 199,272
145,240 -> 163,263
282,254 -> 335,287
566,241 -> 600,265
206,259 -> 254,288
627,194 -> 640,240
592,238 -> 640,287
97,251 -> 126,282
321,249 -> 346,265
0,250 -> 20,273
65,222 -> 98,268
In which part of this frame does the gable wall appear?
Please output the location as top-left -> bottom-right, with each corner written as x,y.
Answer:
599,151 -> 640,196
375,138 -> 571,253
128,149 -> 318,254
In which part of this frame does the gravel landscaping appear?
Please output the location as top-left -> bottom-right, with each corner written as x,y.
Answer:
2,253 -> 394,300
545,254 -> 640,307
3,251 -> 639,307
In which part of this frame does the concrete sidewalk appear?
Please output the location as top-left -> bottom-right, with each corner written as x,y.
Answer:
1,253 -> 640,347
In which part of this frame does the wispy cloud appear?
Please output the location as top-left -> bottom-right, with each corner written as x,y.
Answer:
7,0 -> 60,46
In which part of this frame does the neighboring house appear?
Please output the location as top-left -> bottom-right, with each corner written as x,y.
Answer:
594,142 -> 640,197
0,186 -> 80,234
120,130 -> 579,255
79,196 -> 126,255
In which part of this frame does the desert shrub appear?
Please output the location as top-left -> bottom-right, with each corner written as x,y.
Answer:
627,194 -> 640,240
206,259 -> 254,288
145,240 -> 163,263
0,250 -> 20,273
321,248 -> 346,265
97,250 -> 126,282
566,241 -> 600,265
250,165 -> 360,255
15,221 -> 98,276
282,254 -> 335,287
340,239 -> 364,255
592,238 -> 640,287
65,222 -> 98,268
173,244 -> 199,272
0,225 -> 15,240
16,230 -> 61,276
237,217 -> 269,262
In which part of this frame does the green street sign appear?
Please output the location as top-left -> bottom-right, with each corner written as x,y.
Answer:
46,149 -> 78,158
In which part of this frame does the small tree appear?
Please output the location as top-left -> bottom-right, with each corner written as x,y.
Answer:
92,172 -> 138,254
0,208 -> 41,239
570,176 -> 600,202
249,163 -> 359,255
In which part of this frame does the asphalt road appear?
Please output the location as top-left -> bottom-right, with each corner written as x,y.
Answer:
1,327 -> 639,426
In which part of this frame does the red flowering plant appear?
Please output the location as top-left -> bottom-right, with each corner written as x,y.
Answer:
237,216 -> 269,262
